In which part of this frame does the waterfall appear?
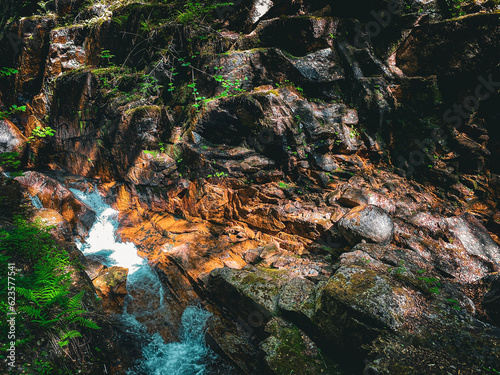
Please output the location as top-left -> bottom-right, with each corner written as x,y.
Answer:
70,187 -> 218,375
131,306 -> 216,375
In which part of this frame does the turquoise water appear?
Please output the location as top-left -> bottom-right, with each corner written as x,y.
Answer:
71,187 -> 218,375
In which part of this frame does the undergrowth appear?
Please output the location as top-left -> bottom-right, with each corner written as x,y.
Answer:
0,218 -> 100,373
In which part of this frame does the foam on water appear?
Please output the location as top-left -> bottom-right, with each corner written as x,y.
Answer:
70,187 -> 145,273
70,187 -> 216,375
131,306 -> 215,375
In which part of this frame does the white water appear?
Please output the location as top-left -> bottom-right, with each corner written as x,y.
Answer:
70,187 -> 216,375
132,306 -> 216,375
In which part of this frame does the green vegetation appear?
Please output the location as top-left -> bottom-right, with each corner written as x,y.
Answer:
0,104 -> 27,120
0,67 -> 18,77
0,218 -> 100,372
27,125 -> 56,142
0,152 -> 21,170
169,1 -> 234,24
417,269 -> 441,295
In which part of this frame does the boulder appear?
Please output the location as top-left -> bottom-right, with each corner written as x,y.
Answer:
396,13 -> 500,76
92,266 -> 128,313
15,171 -> 96,236
0,119 -> 26,154
338,204 -> 394,245
260,317 -> 332,375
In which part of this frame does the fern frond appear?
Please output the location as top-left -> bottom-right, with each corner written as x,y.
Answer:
18,305 -> 42,320
73,317 -> 101,330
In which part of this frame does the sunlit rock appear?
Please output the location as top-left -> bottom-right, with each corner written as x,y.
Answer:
338,204 -> 394,245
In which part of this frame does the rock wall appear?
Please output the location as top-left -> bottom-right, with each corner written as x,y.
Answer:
1,0 -> 500,374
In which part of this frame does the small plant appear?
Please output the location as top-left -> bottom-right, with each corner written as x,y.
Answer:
0,67 -> 18,77
27,126 -> 55,142
417,270 -> 441,295
446,298 -> 461,310
349,128 -> 360,138
279,182 -> 290,189
0,219 -> 100,359
0,152 -> 21,169
393,260 -> 406,276
0,104 -> 27,120
100,49 -> 115,66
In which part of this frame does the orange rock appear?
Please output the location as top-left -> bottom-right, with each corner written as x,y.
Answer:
92,266 -> 128,313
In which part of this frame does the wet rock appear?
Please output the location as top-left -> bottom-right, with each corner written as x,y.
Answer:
338,204 -> 394,245
92,266 -> 128,313
15,171 -> 96,236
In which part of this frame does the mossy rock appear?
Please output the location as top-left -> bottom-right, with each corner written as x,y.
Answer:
261,317 -> 343,375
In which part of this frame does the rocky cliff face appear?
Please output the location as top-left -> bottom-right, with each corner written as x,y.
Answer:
1,0 -> 500,374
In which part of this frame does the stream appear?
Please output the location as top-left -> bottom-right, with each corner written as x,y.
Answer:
70,187 -> 220,375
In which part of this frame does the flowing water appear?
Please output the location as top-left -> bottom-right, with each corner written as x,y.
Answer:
70,187 -> 218,375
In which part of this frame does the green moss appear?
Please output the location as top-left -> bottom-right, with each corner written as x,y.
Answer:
241,273 -> 267,284
263,319 -> 339,375
257,266 -> 287,278
91,66 -> 124,76
124,105 -> 161,117
266,89 -> 280,96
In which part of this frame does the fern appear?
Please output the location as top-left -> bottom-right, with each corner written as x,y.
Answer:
58,330 -> 82,347
1,218 -> 101,355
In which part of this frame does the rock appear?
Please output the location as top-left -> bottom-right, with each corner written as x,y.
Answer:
483,274 -> 500,326
338,204 -> 394,245
446,213 -> 500,268
162,243 -> 191,267
312,153 -> 338,172
45,25 -> 87,79
278,277 -> 316,319
13,16 -> 56,97
208,266 -> 285,318
396,13 -> 500,76
31,208 -> 71,241
125,151 -> 176,186
243,247 -> 264,264
92,266 -> 128,313
206,312 -> 263,374
15,171 -> 96,237
250,16 -> 337,56
338,187 -> 368,207
0,119 -> 26,154
55,0 -> 86,15
260,317 -> 333,375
